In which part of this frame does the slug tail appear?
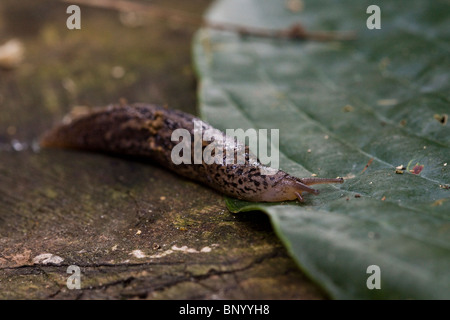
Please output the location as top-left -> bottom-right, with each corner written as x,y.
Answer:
39,127 -> 76,149
39,129 -> 63,148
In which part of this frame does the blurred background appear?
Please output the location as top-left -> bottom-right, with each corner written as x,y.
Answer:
0,0 -> 210,148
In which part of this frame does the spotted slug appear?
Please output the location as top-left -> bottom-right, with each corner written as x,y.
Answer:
40,103 -> 343,202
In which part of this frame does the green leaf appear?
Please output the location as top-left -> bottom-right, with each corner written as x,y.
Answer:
193,0 -> 450,299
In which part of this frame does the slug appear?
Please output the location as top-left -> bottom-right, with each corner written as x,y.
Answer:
40,103 -> 343,202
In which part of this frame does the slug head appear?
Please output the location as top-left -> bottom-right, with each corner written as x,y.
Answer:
255,175 -> 344,202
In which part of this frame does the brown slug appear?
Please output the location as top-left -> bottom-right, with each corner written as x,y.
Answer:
40,103 -> 343,202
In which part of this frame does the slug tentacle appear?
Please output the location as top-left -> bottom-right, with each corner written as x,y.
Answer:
299,177 -> 344,186
41,104 -> 344,202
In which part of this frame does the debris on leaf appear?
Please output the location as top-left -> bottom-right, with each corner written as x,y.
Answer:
342,173 -> 356,180
399,119 -> 407,127
410,164 -> 424,175
361,158 -> 374,174
355,194 -> 361,198
395,164 -> 406,174
342,104 -> 354,112
439,184 -> 450,190
433,113 -> 448,126
406,160 -> 424,175
431,199 -> 447,206
285,0 -> 304,12
377,98 -> 397,106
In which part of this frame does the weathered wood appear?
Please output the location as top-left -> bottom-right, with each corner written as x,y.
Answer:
0,0 -> 325,299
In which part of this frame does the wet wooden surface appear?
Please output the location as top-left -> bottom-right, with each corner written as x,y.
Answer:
0,0 -> 325,299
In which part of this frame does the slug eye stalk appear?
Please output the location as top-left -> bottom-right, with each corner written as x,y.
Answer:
291,177 -> 344,202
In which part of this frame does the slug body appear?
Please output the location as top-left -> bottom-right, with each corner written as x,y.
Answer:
41,104 -> 343,202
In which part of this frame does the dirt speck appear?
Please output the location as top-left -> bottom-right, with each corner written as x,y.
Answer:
431,199 -> 447,206
361,158 -> 374,174
434,113 -> 448,125
285,0 -> 304,13
342,104 -> 354,112
376,98 -> 397,106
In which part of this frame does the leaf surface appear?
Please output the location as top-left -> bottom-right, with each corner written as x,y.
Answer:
194,0 -> 450,298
